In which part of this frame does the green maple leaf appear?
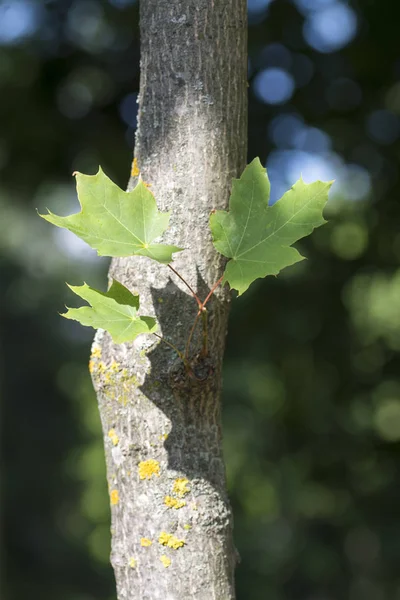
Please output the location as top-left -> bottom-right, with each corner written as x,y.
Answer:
63,279 -> 157,343
39,168 -> 182,263
210,158 -> 332,295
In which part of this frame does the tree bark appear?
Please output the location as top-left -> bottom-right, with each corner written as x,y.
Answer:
90,2 -> 247,598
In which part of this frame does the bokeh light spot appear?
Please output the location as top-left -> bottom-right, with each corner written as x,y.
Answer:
303,3 -> 358,53
293,0 -> 336,14
330,222 -> 369,260
248,0 -> 274,23
66,0 -> 115,53
339,164 -> 372,201
253,68 -> 295,105
57,81 -> 93,120
0,1 -> 42,45
54,229 -> 100,262
285,150 -> 337,184
266,149 -> 341,203
268,114 -> 305,148
293,126 -> 331,153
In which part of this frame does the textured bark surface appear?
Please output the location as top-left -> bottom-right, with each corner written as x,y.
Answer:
91,2 -> 247,598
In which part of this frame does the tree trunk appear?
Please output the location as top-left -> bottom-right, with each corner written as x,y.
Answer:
90,2 -> 247,598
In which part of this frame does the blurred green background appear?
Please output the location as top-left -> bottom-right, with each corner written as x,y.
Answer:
2,0 -> 400,599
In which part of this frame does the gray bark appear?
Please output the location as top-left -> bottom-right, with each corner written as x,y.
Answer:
91,2 -> 247,598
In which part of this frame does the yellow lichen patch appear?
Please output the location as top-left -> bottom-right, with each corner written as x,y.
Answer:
108,429 -> 119,446
91,346 -> 102,359
158,532 -> 172,546
159,433 -> 168,441
131,157 -> 140,178
128,557 -> 136,569
158,532 -> 185,550
110,489 -> 119,505
89,347 -> 103,374
173,477 -> 190,497
123,375 -> 139,389
140,537 -> 152,547
92,361 -> 107,377
138,459 -> 160,480
164,496 -> 186,510
118,393 -> 129,406
104,388 -> 116,403
143,181 -> 152,189
103,366 -> 117,385
183,524 -> 192,530
160,555 -> 171,568
92,358 -> 124,384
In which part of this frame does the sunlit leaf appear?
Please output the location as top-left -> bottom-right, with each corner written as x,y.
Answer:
210,158 -> 332,295
40,168 -> 182,263
63,279 -> 157,343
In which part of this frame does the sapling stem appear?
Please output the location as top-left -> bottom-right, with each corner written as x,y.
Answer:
184,275 -> 224,360
201,308 -> 208,357
153,333 -> 187,364
185,310 -> 201,360
167,264 -> 202,308
201,275 -> 224,309
154,334 -> 203,379
166,266 -> 223,362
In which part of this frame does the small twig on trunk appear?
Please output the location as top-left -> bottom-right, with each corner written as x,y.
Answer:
167,264 -> 202,308
184,275 -> 224,360
153,333 -> 187,364
201,307 -> 208,357
185,310 -> 202,360
201,275 -> 224,309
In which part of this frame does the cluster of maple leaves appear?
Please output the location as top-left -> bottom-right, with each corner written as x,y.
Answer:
40,158 -> 331,344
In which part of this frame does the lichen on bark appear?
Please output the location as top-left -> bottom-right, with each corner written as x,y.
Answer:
91,1 -> 247,598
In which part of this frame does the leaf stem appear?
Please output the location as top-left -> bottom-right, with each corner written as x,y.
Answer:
200,308 -> 208,357
153,333 -> 186,364
185,310 -> 201,360
167,264 -> 202,308
184,275 -> 223,360
201,275 -> 224,309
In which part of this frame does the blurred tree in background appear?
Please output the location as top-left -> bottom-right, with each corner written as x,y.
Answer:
1,0 -> 400,599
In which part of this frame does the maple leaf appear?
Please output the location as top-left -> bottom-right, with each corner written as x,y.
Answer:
63,279 -> 157,343
209,158 -> 332,295
39,168 -> 182,263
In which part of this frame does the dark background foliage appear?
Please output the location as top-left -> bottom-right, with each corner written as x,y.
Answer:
2,0 -> 400,599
